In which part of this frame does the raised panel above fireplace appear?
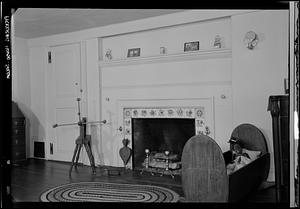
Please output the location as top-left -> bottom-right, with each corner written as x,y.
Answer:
99,17 -> 233,168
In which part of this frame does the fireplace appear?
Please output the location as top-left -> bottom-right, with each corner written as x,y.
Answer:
132,118 -> 195,170
121,103 -> 213,169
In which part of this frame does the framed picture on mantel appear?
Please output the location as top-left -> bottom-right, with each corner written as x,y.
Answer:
184,41 -> 199,52
127,48 -> 141,58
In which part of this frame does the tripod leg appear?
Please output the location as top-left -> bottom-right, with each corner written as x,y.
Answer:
69,144 -> 79,176
84,142 -> 96,174
74,144 -> 82,169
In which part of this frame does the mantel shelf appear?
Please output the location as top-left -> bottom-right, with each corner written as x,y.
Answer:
99,48 -> 232,68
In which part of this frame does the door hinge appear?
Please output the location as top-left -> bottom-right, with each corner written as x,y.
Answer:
50,143 -> 53,155
48,51 -> 52,63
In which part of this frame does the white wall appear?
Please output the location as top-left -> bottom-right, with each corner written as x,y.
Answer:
231,10 -> 289,181
12,38 -> 49,158
24,10 -> 242,161
18,10 -> 289,174
28,46 -> 48,157
99,10 -> 289,173
12,37 -> 31,157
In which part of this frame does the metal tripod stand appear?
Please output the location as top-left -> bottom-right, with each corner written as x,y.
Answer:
53,98 -> 106,176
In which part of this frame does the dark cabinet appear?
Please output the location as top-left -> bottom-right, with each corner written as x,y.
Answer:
12,102 -> 26,164
268,95 -> 289,203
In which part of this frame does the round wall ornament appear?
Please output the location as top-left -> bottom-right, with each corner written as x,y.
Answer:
243,31 -> 258,50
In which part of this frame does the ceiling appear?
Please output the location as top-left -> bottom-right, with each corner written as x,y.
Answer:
13,8 -> 184,39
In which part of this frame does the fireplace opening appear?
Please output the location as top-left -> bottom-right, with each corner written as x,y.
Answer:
132,118 -> 195,170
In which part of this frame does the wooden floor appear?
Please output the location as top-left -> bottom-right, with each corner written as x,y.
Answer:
10,158 -> 278,206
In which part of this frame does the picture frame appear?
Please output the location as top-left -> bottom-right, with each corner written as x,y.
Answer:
127,48 -> 141,57
184,41 -> 199,52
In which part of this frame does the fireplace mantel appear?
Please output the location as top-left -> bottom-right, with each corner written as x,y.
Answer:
99,48 -> 231,68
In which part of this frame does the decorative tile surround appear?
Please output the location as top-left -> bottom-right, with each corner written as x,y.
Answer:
116,98 -> 214,168
123,106 -> 211,144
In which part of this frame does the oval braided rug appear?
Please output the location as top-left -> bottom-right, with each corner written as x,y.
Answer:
40,181 -> 179,202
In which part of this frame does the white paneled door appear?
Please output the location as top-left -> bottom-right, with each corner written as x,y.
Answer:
49,43 -> 82,162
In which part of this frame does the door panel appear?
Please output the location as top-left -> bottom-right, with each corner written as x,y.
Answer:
50,43 -> 81,162
55,108 -> 78,154
54,50 -> 79,98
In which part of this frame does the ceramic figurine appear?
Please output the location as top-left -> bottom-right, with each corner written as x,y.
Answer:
214,35 -> 222,48
105,49 -> 112,60
160,47 -> 167,54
